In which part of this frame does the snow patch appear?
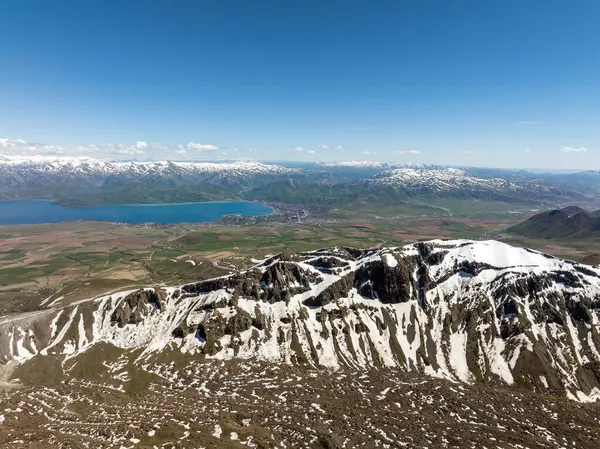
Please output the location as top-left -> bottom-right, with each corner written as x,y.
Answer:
382,253 -> 398,268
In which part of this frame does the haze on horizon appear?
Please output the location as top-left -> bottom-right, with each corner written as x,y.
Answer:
0,1 -> 599,170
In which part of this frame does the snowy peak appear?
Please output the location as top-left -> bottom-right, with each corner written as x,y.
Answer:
370,167 -> 515,191
0,155 -> 299,190
0,155 -> 297,175
3,239 -> 600,401
0,155 -> 585,205
318,161 -> 437,170
353,166 -> 579,203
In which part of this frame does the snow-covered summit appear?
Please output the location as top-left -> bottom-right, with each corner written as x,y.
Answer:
0,155 -> 299,190
3,239 -> 600,401
369,167 -> 515,191
318,161 -> 433,169
0,154 -> 297,175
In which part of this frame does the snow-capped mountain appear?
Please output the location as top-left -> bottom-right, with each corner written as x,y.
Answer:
317,161 -> 435,169
0,155 -> 298,189
0,156 -> 434,184
371,167 -> 515,190
4,239 -> 600,401
357,167 -> 578,202
0,155 -> 590,205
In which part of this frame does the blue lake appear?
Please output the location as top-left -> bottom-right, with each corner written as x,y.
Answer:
0,200 -> 273,225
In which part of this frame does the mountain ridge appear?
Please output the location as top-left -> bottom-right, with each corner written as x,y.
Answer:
0,154 -> 593,206
509,206 -> 600,239
3,239 -> 600,402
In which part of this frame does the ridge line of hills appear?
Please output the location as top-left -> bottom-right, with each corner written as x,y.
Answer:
1,154 -> 597,207
509,206 -> 600,239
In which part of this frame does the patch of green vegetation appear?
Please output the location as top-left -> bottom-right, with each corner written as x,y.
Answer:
152,249 -> 186,259
106,252 -> 125,263
0,257 -> 75,285
106,250 -> 148,263
189,238 -> 244,253
334,202 -> 437,219
423,200 -> 533,218
0,266 -> 31,281
66,252 -> 106,263
0,250 -> 26,261
143,259 -> 227,284
173,231 -> 236,249
247,181 -> 370,205
54,184 -> 239,206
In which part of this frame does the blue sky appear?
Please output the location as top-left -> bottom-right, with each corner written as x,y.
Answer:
1,0 -> 599,168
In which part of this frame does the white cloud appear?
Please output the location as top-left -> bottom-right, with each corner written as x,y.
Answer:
518,121 -> 542,125
393,149 -> 421,155
74,142 -> 155,156
361,151 -> 376,155
75,144 -> 104,153
523,148 -> 532,153
462,150 -> 488,155
0,137 -> 216,160
148,142 -> 169,150
319,144 -> 344,151
187,142 -> 219,151
290,147 -> 315,154
0,138 -> 27,147
77,141 -> 175,156
112,143 -> 147,155
561,146 -> 587,153
0,138 -> 66,155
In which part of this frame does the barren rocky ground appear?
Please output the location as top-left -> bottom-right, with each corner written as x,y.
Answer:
0,353 -> 599,449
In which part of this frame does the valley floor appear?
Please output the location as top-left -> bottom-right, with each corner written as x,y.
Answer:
0,356 -> 598,448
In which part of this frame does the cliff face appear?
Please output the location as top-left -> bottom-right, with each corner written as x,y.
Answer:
3,239 -> 600,401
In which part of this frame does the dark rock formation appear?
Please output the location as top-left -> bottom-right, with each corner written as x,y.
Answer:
304,274 -> 354,307
110,289 -> 167,328
355,259 -> 413,303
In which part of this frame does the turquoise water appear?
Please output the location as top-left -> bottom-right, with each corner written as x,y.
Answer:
0,200 -> 273,225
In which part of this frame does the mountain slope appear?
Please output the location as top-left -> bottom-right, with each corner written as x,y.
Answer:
509,206 -> 600,239
4,239 -> 600,401
244,179 -> 414,206
1,359 -> 598,447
